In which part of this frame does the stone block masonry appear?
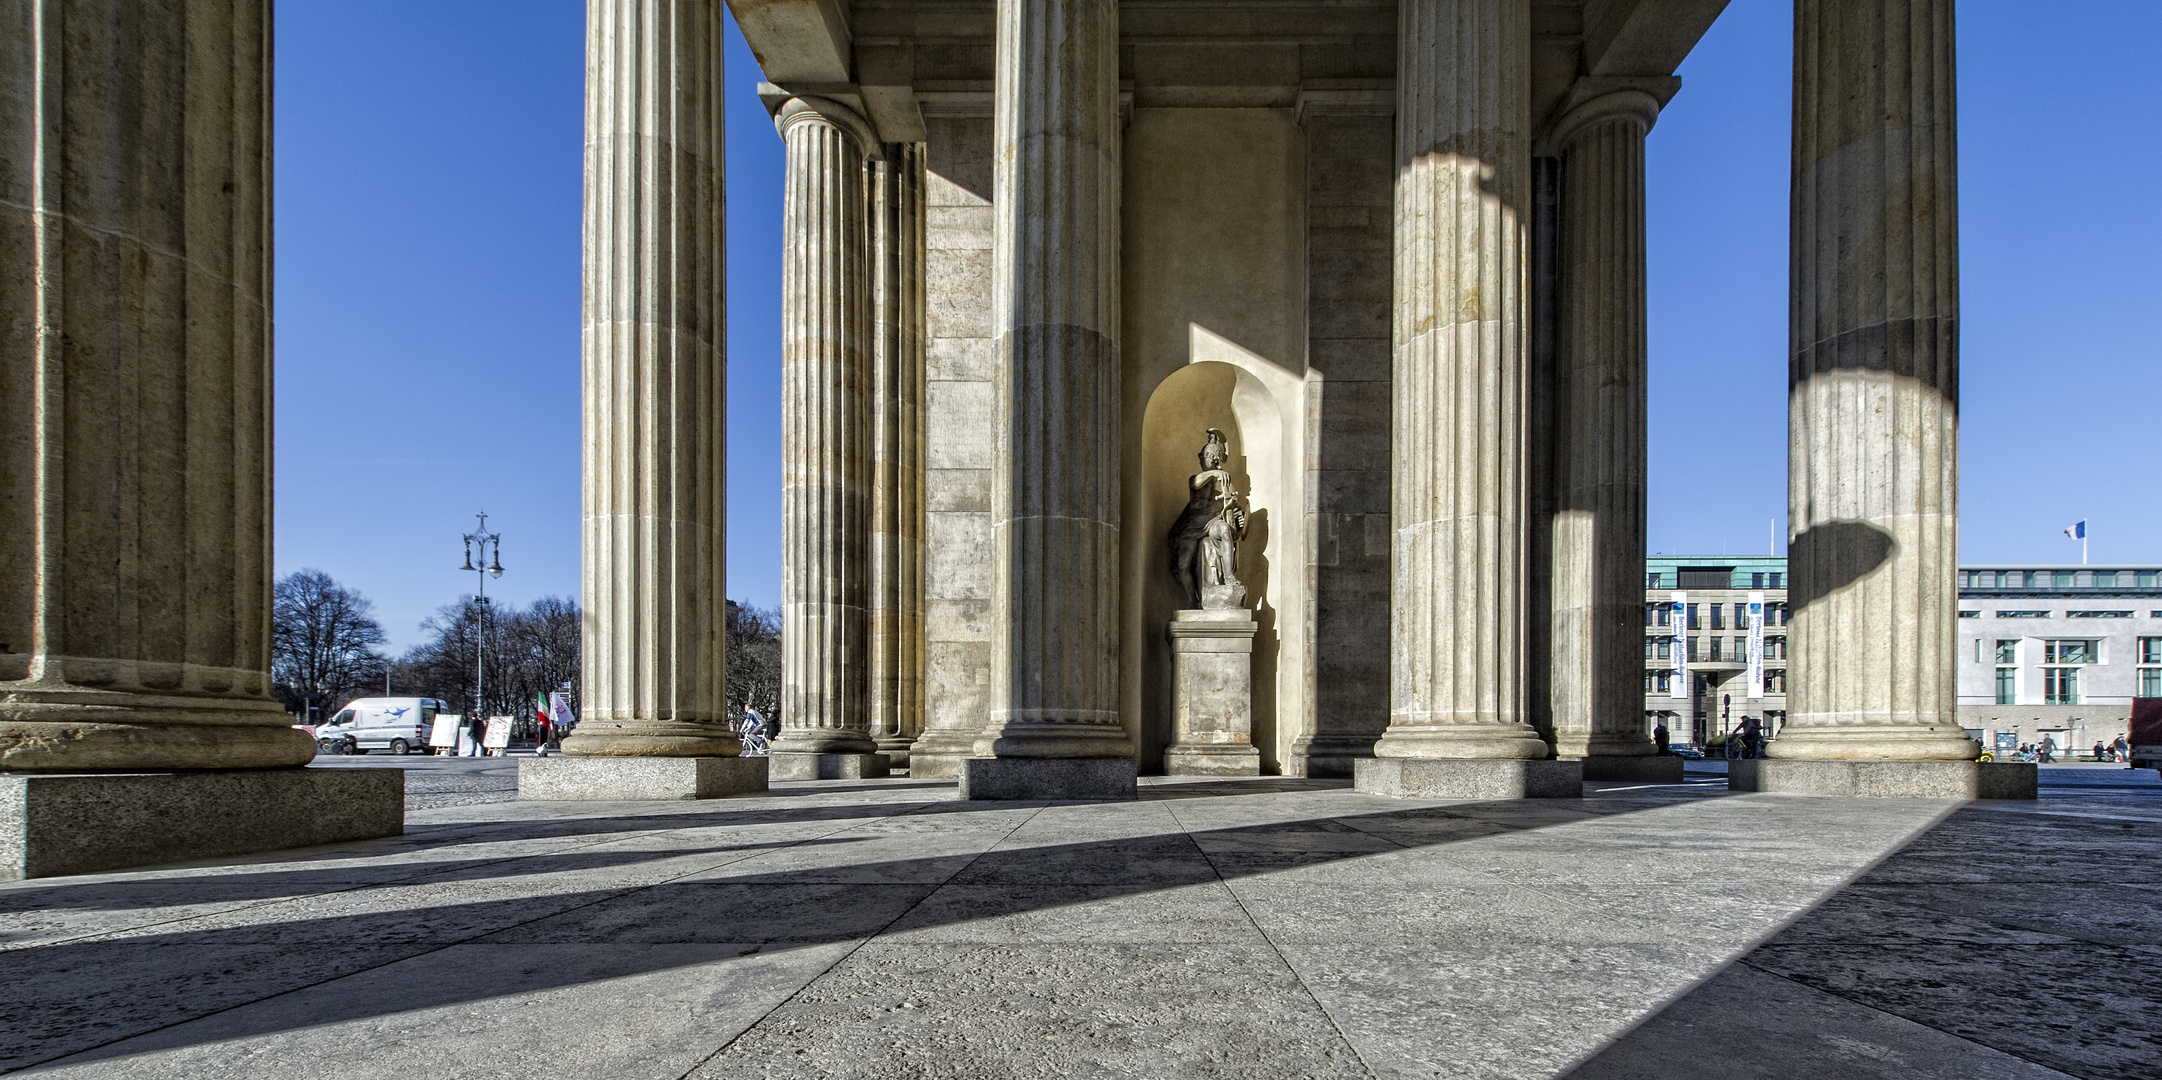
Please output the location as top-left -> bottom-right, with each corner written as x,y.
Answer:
519,757 -> 768,801
1,769 -> 403,880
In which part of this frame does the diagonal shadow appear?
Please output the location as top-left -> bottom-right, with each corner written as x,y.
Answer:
1,783 -> 1682,1071
1561,790 -> 2162,1080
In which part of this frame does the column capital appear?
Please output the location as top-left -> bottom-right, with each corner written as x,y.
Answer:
1537,76 -> 1677,156
760,83 -> 881,159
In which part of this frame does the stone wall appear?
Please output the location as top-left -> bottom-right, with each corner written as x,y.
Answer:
911,113 -> 996,777
1295,113 -> 1395,776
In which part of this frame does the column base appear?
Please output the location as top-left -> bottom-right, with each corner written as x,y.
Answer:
519,756 -> 768,800
959,757 -> 1137,801
873,737 -> 915,772
1729,759 -> 2036,799
1575,755 -> 1686,783
1287,733 -> 1383,778
1354,758 -> 1583,799
769,752 -> 891,780
2,768 -> 404,881
1164,745 -> 1261,776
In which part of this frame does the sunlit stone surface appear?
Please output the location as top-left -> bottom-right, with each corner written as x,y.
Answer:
1,763 -> 2146,1077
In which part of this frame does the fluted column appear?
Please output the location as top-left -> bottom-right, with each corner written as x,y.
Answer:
870,143 -> 928,764
972,0 -> 1129,761
771,96 -> 879,758
566,0 -> 735,757
1777,0 -> 1971,760
0,0 -> 311,771
1375,0 -> 1546,761
1550,90 -> 1660,761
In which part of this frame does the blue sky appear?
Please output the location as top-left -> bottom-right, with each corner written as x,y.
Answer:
275,1 -> 2162,650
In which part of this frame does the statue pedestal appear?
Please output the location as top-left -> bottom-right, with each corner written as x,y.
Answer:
1165,609 -> 1262,776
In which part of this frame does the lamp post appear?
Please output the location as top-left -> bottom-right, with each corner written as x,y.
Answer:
461,513 -> 505,733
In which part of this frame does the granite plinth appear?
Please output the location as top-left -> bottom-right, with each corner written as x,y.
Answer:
768,752 -> 891,780
959,757 -> 1138,801
518,756 -> 768,800
1354,758 -> 1584,799
1164,746 -> 1262,776
1729,759 -> 2037,799
1578,755 -> 1687,783
0,767 -> 403,880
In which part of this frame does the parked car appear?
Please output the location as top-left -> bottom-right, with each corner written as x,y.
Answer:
309,697 -> 446,756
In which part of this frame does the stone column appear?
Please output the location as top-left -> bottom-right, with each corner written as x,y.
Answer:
537,0 -> 763,799
1547,87 -> 1676,783
0,1 -> 402,875
766,93 -> 887,779
1771,0 -> 1975,768
962,0 -> 1134,800
870,143 -> 928,769
0,0 -> 308,772
1361,0 -> 1573,800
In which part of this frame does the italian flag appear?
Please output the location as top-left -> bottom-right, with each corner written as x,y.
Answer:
535,692 -> 551,731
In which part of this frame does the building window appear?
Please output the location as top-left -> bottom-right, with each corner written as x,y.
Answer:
1958,610 -> 1980,619
1769,573 -> 1782,589
1709,638 -> 1724,661
1999,571 -> 2023,587
2054,571 -> 2077,588
1752,573 -> 1765,588
2068,611 -> 2133,619
2140,638 -> 2162,665
2044,667 -> 2080,705
2043,640 -> 2097,664
2094,571 -> 2117,587
1710,605 -> 1724,630
1656,639 -> 1670,660
2141,668 -> 2162,697
1686,637 -> 1699,662
1655,672 -> 1670,693
1687,604 -> 1699,630
1995,639 -> 2018,664
1643,671 -> 1654,692
2140,571 -> 2158,588
1647,572 -> 1662,588
1996,610 -> 2050,619
1774,603 -> 1788,626
1766,669 -> 1785,693
1995,666 -> 2017,705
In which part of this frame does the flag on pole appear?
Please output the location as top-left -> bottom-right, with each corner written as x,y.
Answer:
2064,520 -> 2086,539
535,691 -> 551,732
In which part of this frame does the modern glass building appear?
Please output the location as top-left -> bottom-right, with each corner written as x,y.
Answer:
1642,556 -> 1789,749
1637,557 -> 2158,755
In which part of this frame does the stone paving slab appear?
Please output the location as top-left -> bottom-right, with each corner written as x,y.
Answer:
0,765 -> 2156,1078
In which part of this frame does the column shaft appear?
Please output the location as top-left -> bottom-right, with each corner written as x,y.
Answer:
1779,0 -> 1970,760
1376,0 -> 1546,761
973,0 -> 1129,760
569,0 -> 734,757
870,143 -> 927,762
1551,93 -> 1658,760
772,98 -> 877,757
0,0 -> 310,770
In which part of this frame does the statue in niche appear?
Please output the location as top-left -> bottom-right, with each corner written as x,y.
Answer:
1167,428 -> 1248,610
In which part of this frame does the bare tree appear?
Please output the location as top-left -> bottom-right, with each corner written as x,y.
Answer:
726,600 -> 781,727
393,595 -> 581,737
271,569 -> 389,722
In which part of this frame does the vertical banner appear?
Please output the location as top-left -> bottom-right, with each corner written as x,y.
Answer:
1747,590 -> 1765,699
1669,590 -> 1687,699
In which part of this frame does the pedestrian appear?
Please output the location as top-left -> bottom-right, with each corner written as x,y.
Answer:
2113,736 -> 2130,764
2094,742 -> 2107,762
1653,722 -> 1670,755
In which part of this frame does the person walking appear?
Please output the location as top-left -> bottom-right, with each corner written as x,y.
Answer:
1653,722 -> 1670,756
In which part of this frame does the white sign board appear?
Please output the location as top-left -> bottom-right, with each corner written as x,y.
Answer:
429,714 -> 463,749
483,715 -> 513,749
1668,590 -> 1687,699
1746,590 -> 1766,700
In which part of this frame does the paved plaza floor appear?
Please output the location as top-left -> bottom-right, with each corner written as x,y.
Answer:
2,763 -> 2158,1078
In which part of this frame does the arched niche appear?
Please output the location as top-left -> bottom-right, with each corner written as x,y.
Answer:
1125,329 -> 1307,773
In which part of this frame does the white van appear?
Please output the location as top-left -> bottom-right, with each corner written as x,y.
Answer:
312,697 -> 446,756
